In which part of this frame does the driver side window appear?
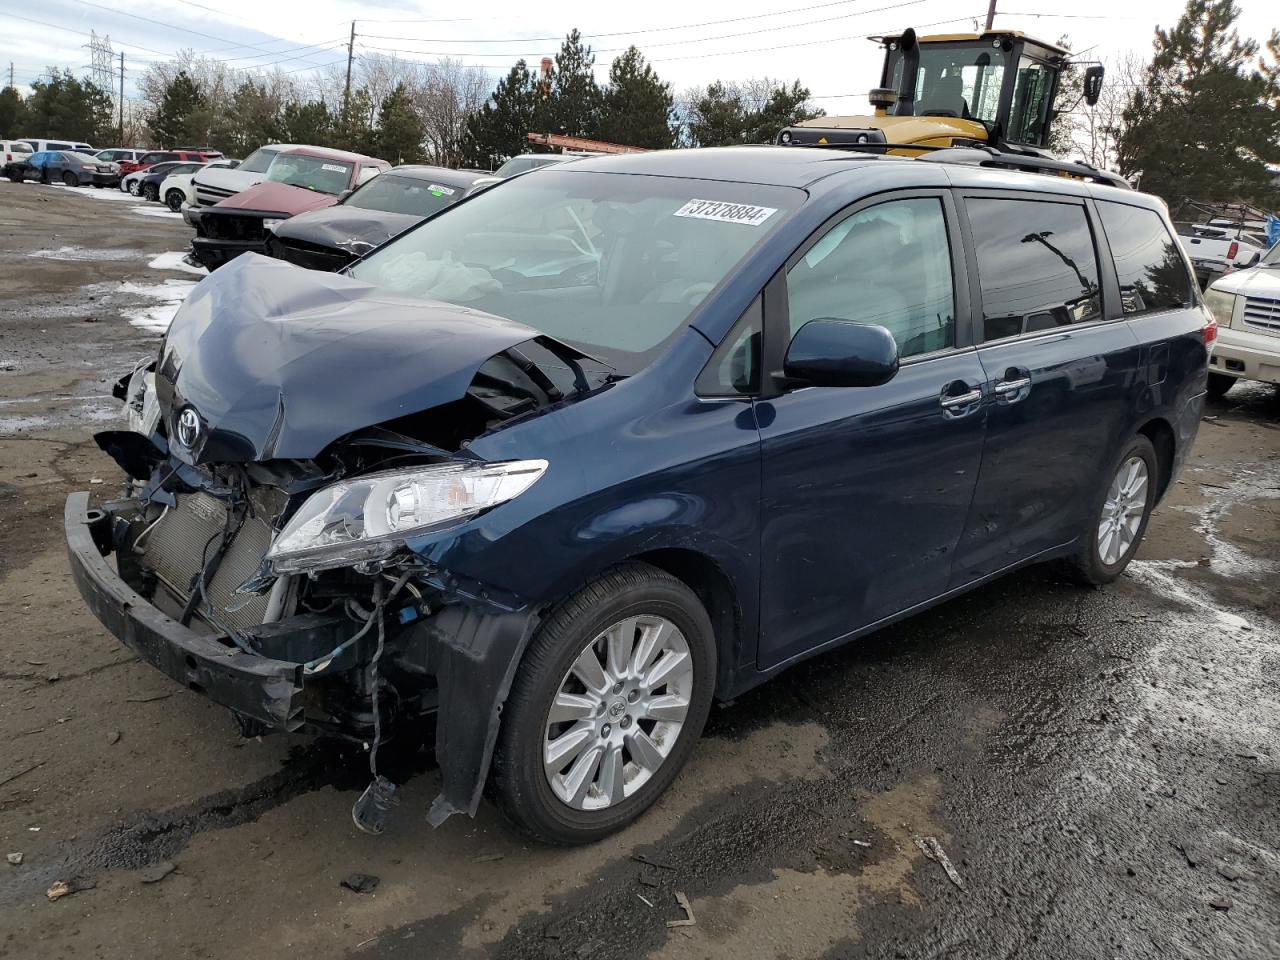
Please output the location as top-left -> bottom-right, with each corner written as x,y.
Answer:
785,197 -> 956,359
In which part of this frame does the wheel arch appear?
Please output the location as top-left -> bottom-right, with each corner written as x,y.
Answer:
1135,415 -> 1176,502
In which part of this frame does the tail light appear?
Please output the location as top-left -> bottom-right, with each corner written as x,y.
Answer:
1203,317 -> 1218,347
1227,241 -> 1239,261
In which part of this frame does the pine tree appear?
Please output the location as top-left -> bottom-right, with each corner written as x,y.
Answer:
598,47 -> 674,149
464,61 -> 536,168
376,83 -> 425,164
541,29 -> 601,138
745,81 -> 823,144
23,71 -> 113,143
687,79 -> 821,147
152,71 -> 205,148
333,89 -> 378,156
689,82 -> 747,147
281,99 -> 333,147
0,86 -> 24,136
1117,0 -> 1280,205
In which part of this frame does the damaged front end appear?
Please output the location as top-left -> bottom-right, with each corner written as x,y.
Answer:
66,255 -> 606,830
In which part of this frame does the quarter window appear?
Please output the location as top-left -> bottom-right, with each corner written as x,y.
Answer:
1007,58 -> 1054,145
966,197 -> 1102,342
786,197 -> 956,359
1096,201 -> 1192,315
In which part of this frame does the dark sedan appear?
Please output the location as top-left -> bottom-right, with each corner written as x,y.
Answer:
265,165 -> 490,271
6,150 -> 118,187
136,160 -> 206,202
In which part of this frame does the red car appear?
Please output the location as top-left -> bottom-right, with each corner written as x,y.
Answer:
117,148 -> 222,179
187,146 -> 390,270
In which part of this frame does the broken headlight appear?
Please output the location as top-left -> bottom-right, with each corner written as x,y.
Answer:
265,459 -> 548,574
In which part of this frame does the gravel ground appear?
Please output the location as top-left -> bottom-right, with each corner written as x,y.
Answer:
1,181 -> 1277,960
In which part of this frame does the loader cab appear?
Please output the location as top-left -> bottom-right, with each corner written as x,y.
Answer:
782,30 -> 1096,155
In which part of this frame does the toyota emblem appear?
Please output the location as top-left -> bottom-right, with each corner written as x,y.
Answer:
175,407 -> 203,451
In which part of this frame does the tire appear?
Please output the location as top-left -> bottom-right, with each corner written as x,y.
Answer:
165,189 -> 185,212
1065,434 -> 1159,585
127,179 -> 140,196
5,171 -> 18,183
491,562 -> 716,845
1206,372 -> 1236,401
143,183 -> 159,202
62,171 -> 77,187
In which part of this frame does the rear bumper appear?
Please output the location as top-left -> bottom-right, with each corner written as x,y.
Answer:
1214,326 -> 1280,385
64,491 -> 304,729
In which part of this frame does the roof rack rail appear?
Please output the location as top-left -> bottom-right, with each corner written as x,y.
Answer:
917,146 -> 1131,190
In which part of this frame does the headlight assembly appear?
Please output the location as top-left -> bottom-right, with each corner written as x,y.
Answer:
1203,288 -> 1237,328
266,459 -> 548,574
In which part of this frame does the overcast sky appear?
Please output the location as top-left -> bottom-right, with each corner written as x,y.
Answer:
3,0 -> 1276,112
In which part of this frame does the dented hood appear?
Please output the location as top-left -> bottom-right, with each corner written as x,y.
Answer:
212,180 -> 340,216
271,204 -> 421,254
156,254 -> 543,463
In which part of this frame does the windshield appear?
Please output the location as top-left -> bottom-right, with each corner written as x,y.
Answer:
350,170 -> 799,369
346,174 -> 464,217
266,154 -> 353,194
887,43 -> 1008,128
238,148 -> 278,174
495,155 -> 561,177
1261,241 -> 1280,267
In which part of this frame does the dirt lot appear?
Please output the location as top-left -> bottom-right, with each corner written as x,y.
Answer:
1,181 -> 1278,960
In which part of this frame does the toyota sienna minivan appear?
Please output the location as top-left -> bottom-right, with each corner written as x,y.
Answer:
67,146 -> 1211,844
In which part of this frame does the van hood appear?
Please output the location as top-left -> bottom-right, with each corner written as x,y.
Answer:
212,180 -> 340,216
155,254 -> 549,463
271,204 -> 422,254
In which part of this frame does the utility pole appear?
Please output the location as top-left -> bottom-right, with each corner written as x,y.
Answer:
343,21 -> 355,118
118,52 -> 125,146
984,0 -> 997,31
8,62 -> 14,89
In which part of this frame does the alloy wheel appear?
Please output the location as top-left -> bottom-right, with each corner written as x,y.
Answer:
127,180 -> 139,196
543,615 -> 693,811
1097,455 -> 1149,566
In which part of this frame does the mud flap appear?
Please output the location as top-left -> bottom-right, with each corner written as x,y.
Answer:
425,604 -> 541,826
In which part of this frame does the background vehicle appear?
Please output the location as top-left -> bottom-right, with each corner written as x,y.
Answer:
191,142 -> 300,206
778,27 -> 1107,166
121,159 -> 193,196
266,164 -> 490,270
20,138 -> 93,153
6,151 -> 117,186
1203,241 -> 1280,397
158,158 -> 239,212
188,146 -> 389,268
117,149 -> 220,182
95,148 -> 143,166
2,140 -> 34,168
137,160 -> 206,202
470,153 -> 571,190
68,146 -> 1210,845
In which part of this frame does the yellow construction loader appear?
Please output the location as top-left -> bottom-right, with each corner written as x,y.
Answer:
778,28 -> 1117,183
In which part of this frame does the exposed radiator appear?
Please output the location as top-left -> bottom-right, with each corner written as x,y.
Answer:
141,489 -> 280,631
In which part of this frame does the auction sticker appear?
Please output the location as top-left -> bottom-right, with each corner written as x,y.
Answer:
674,199 -> 777,226
321,163 -> 347,173
427,184 -> 456,196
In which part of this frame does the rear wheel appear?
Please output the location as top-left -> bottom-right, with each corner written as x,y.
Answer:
143,183 -> 159,202
127,179 -> 140,196
492,563 -> 715,845
165,189 -> 185,212
61,171 -> 77,187
1066,434 -> 1158,585
1206,372 -> 1236,400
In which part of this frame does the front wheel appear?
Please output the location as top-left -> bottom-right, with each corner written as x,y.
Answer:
62,171 -> 78,187
143,183 -> 159,202
1066,434 -> 1159,585
165,189 -> 185,212
1206,372 -> 1236,401
127,179 -> 140,196
491,563 -> 716,845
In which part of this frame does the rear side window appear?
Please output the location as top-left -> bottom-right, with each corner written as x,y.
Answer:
1096,201 -> 1193,315
787,197 -> 956,359
967,197 -> 1102,341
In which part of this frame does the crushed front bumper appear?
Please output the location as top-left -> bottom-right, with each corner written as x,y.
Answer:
190,236 -> 265,270
64,492 -> 304,729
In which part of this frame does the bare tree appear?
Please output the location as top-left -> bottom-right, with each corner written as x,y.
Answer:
414,58 -> 490,166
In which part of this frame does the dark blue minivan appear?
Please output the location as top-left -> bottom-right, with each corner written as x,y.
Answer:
67,146 -> 1211,843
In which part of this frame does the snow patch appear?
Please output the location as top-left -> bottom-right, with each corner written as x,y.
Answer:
133,206 -> 184,219
1126,560 -> 1253,630
31,245 -> 142,261
149,251 -> 207,276
118,279 -> 198,334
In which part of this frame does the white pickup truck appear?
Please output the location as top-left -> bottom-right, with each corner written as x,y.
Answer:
1178,223 -> 1268,287
1203,240 -> 1280,398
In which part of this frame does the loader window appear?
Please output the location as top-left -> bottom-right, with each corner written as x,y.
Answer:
1008,57 -> 1054,145
887,44 -> 1007,128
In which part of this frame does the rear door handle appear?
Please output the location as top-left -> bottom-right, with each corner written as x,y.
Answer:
993,377 -> 1031,395
992,366 -> 1032,404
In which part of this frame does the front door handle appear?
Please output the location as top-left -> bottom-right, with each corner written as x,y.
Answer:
992,366 -> 1033,404
940,388 -> 983,408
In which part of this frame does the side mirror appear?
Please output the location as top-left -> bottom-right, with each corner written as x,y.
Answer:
1083,65 -> 1105,107
337,189 -> 352,203
783,318 -> 899,388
